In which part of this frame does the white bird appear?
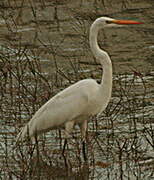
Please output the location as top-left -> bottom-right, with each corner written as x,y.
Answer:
16,17 -> 142,160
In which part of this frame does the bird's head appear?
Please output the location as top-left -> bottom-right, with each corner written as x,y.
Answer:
94,17 -> 143,28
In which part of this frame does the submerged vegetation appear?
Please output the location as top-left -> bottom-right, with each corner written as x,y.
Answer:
0,0 -> 154,179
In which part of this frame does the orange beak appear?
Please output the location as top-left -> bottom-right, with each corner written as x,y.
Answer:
112,19 -> 143,25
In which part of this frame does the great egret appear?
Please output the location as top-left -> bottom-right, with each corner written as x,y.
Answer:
16,17 -> 142,160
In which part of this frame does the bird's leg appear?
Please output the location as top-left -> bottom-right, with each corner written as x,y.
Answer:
80,120 -> 88,162
63,121 -> 75,153
62,121 -> 74,168
62,138 -> 69,169
82,140 -> 87,162
62,139 -> 67,155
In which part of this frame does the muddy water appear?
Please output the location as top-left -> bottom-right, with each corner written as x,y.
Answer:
0,0 -> 153,73
0,0 -> 154,179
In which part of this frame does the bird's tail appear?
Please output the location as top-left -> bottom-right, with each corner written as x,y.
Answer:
15,128 -> 23,145
15,125 -> 30,145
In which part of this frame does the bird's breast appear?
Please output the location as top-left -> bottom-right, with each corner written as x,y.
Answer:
87,91 -> 111,116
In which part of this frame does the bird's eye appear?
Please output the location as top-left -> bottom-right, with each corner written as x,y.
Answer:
106,20 -> 112,24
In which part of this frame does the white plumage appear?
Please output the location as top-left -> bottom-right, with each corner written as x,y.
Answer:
16,17 -> 142,145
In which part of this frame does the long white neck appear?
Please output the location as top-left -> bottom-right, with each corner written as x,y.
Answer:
89,21 -> 112,103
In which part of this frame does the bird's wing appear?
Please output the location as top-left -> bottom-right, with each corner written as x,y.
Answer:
20,82 -> 89,138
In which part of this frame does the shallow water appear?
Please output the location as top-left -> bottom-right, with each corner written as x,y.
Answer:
0,0 -> 154,179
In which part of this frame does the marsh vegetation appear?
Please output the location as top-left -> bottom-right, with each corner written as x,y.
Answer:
0,0 -> 154,179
